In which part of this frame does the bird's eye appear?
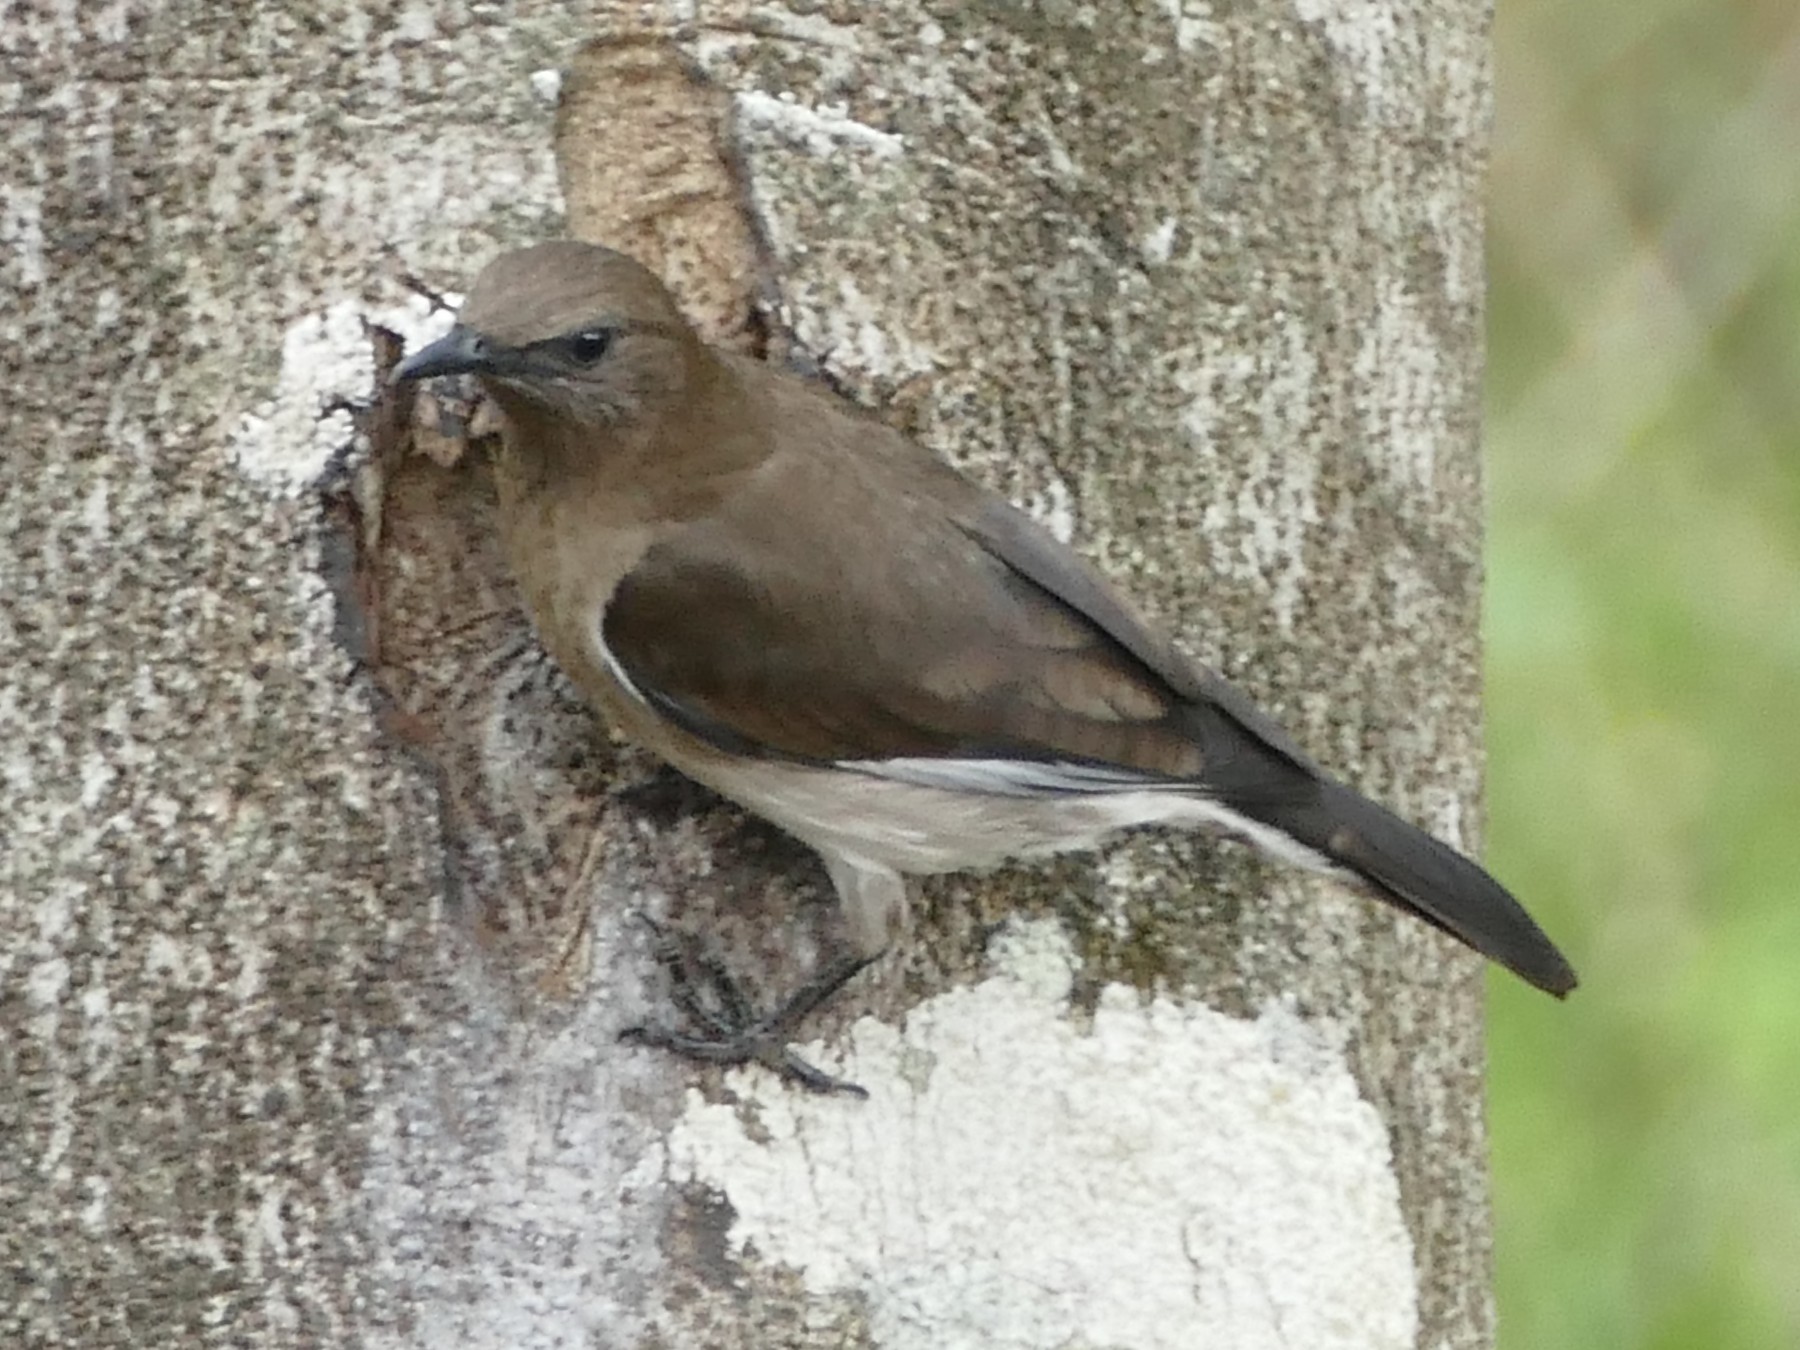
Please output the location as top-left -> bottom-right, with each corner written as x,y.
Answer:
567,329 -> 613,364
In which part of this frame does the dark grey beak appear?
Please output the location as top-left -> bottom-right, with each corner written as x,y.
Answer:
390,325 -> 491,383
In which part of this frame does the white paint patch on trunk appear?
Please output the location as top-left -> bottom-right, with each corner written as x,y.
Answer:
1154,0 -> 1226,54
1178,320 -> 1324,634
1355,278 -> 1446,492
734,89 -> 905,160
1293,0 -> 1400,108
667,918 -> 1417,1350
1024,469 -> 1078,544
1141,214 -> 1180,265
230,295 -> 456,497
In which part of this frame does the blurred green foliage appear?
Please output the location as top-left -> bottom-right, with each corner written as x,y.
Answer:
1484,2 -> 1800,1347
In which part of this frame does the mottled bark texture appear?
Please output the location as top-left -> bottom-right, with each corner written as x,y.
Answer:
2,3 -> 1499,1348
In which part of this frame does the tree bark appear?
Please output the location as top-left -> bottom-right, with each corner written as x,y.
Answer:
2,3 -> 1498,1347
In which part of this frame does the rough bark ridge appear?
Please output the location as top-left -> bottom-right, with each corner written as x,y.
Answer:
2,3 -> 1498,1347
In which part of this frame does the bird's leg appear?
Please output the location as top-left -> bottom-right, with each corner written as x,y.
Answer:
619,915 -> 878,1098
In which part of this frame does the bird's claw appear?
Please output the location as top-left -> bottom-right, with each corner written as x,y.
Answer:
621,915 -> 876,1098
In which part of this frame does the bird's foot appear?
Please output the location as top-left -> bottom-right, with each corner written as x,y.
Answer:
620,916 -> 877,1098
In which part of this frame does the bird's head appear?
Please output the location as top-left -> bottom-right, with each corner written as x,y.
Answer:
391,241 -> 701,426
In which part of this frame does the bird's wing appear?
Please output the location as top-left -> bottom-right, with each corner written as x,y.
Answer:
954,493 -> 1322,775
600,447 -> 1280,783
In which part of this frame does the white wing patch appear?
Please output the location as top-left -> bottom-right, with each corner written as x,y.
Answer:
592,605 -> 659,712
841,757 -> 1151,797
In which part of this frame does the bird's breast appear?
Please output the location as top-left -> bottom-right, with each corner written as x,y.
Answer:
495,469 -> 658,712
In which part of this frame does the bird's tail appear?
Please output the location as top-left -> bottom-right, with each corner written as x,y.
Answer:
1235,778 -> 1578,996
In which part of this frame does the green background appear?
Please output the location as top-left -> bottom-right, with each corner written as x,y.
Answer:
1485,1 -> 1800,1346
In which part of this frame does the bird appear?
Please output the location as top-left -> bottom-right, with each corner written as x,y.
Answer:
391,240 -> 1576,1093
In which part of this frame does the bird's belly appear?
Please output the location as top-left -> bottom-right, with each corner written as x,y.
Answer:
690,756 -> 1225,877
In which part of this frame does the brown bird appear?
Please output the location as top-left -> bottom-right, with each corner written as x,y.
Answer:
393,241 -> 1576,1092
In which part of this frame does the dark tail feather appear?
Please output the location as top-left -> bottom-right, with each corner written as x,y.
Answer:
1247,781 -> 1578,997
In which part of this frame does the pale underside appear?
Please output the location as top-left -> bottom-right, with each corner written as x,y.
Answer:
599,631 -> 1342,954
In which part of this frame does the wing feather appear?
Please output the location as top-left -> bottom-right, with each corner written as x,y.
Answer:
600,451 -> 1232,779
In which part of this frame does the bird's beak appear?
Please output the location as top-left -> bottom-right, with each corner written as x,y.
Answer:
390,325 -> 492,383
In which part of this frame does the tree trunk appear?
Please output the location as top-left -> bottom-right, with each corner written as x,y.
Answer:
2,3 -> 1498,1347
